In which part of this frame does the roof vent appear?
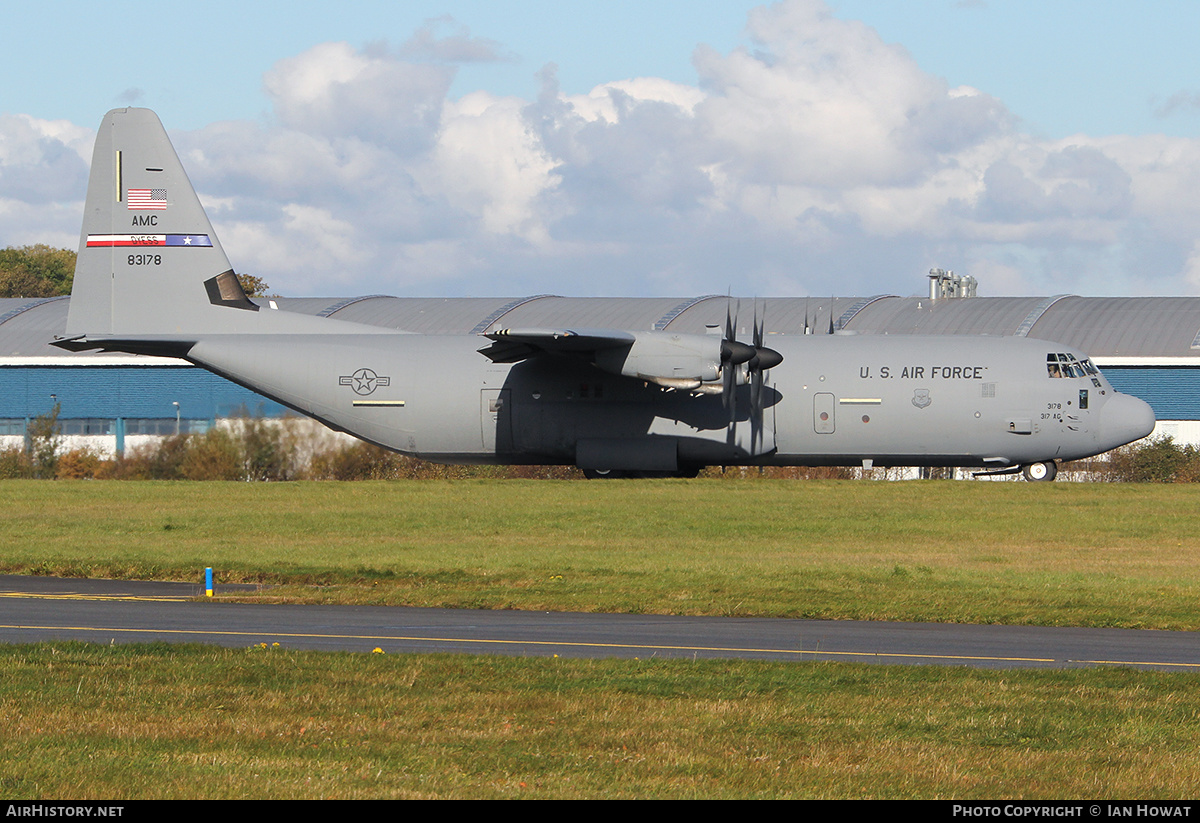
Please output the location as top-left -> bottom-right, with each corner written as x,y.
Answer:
928,268 -> 977,300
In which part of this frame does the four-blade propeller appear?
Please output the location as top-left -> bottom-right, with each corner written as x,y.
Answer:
720,300 -> 783,423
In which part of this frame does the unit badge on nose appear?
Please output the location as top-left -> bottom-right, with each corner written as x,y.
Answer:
340,368 -> 391,396
912,389 -> 931,409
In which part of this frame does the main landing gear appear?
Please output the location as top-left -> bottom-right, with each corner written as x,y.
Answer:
581,466 -> 702,479
1021,461 -> 1058,482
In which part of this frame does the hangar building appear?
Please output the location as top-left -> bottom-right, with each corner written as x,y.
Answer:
2,286 -> 1197,453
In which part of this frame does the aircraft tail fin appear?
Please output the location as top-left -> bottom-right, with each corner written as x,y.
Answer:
65,108 -> 254,338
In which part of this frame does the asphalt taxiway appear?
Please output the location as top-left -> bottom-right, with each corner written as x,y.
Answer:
1,575 -> 1198,670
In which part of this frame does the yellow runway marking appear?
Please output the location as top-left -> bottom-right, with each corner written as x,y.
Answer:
2,622 -> 1195,667
0,592 -> 191,603
3,587 -> 1197,669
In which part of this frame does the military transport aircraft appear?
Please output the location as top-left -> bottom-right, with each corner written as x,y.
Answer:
54,108 -> 1155,480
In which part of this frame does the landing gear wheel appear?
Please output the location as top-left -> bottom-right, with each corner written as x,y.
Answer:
1022,461 -> 1058,482
582,468 -> 626,479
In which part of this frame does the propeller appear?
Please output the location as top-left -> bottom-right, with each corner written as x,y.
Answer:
749,303 -> 783,452
748,303 -> 770,413
721,300 -> 751,414
719,299 -> 783,426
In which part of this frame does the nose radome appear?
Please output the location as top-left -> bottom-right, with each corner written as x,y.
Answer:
1101,393 -> 1156,450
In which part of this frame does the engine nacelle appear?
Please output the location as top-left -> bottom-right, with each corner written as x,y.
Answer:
593,331 -> 723,389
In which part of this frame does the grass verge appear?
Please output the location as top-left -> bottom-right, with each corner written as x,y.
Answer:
4,642 -> 1200,799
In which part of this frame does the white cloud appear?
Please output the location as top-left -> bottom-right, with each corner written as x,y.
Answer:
187,4 -> 1200,297
1183,241 -> 1200,292
0,114 -> 91,247
566,78 -> 705,123
17,0 -> 1200,299
0,114 -> 92,192
397,17 -> 515,64
263,41 -> 452,151
417,91 -> 559,240
692,0 -> 1011,189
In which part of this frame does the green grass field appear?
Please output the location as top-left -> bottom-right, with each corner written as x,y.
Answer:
3,478 -> 1200,799
2,479 -> 1198,628
5,642 -> 1200,799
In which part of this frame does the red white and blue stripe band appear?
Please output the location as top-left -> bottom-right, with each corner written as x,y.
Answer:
86,234 -> 213,248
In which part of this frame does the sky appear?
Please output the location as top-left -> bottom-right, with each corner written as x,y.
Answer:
4,0 -> 1200,299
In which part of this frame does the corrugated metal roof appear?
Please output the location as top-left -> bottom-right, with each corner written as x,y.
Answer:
847,296 -> 1048,336
497,297 -> 691,332
322,297 -> 524,335
6,292 -> 1200,421
669,297 -> 852,337
0,298 -> 82,358
0,298 -> 63,357
1024,297 -> 1200,356
6,293 -> 1200,359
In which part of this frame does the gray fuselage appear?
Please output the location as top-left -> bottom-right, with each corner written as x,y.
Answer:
186,328 -> 1153,472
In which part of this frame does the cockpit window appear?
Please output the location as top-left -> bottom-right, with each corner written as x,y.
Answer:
1047,352 -> 1097,379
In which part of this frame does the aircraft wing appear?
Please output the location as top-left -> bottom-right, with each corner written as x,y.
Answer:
478,326 -> 778,395
478,328 -> 637,363
478,325 -> 783,393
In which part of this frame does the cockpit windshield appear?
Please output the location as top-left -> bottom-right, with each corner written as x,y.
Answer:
1047,352 -> 1101,385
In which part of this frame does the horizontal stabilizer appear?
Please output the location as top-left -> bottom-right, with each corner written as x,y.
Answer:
51,334 -> 197,358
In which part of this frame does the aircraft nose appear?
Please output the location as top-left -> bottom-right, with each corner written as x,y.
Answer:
1100,392 -> 1156,450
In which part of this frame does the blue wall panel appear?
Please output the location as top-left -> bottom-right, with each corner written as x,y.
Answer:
1102,367 -> 1200,420
3,363 -> 1198,424
0,366 -> 286,420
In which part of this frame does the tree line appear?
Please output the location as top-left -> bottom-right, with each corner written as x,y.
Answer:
0,245 -> 75,297
0,245 -> 270,298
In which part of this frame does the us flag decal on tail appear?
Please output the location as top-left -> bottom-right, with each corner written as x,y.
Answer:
127,188 -> 167,210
